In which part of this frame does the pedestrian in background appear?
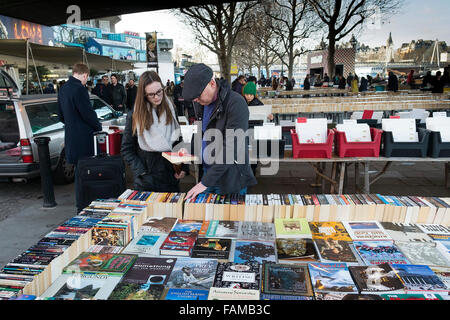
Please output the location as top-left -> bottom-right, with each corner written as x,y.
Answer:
109,74 -> 127,112
387,71 -> 399,92
126,79 -> 138,112
121,70 -> 188,192
92,75 -> 111,103
57,63 -> 102,212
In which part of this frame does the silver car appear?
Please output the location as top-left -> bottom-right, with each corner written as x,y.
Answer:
0,75 -> 126,183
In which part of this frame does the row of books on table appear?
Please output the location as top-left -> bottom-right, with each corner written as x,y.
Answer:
117,190 -> 450,226
1,197 -> 449,300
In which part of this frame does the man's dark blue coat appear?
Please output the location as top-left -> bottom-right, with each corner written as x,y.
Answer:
57,76 -> 102,164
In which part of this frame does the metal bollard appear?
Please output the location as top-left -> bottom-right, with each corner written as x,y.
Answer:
34,137 -> 57,208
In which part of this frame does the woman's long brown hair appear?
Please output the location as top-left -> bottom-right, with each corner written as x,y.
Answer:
132,71 -> 173,136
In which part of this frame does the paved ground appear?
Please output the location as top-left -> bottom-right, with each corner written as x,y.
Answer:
0,161 -> 449,268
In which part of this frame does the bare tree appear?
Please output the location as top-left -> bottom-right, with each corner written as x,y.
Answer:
176,2 -> 257,82
308,0 -> 404,77
262,0 -> 320,79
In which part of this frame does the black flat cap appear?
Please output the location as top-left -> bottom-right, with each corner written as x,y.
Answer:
182,63 -> 213,101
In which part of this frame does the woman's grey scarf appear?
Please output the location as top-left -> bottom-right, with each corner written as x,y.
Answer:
137,97 -> 181,152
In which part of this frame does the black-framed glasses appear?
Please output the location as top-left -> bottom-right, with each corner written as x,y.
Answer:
145,88 -> 164,98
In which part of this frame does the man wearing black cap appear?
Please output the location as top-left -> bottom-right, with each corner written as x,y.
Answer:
182,63 -> 257,199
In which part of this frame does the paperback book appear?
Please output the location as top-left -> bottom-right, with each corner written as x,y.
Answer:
276,238 -> 319,264
309,222 -> 353,241
314,293 -> 383,300
163,288 -> 209,300
381,293 -> 444,300
213,262 -> 261,290
166,258 -> 218,290
342,221 -> 392,241
40,273 -> 122,300
261,263 -> 313,297
313,238 -> 359,264
191,238 -> 232,260
353,241 -> 410,265
120,257 -> 177,286
122,233 -> 167,256
108,283 -> 164,300
159,231 -> 197,257
171,220 -> 204,234
140,217 -> 178,234
391,264 -> 449,294
237,222 -> 276,241
274,218 -> 312,239
204,220 -> 239,238
63,253 -> 137,276
308,263 -> 358,295
395,241 -> 450,267
380,222 -> 433,243
349,263 -> 405,294
208,287 -> 260,300
233,241 -> 277,264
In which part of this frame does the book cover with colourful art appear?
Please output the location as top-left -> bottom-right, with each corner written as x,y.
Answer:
353,241 -> 410,265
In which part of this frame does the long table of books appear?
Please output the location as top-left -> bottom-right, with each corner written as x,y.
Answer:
2,190 -> 449,301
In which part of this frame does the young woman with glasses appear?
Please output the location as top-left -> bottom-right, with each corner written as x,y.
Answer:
121,71 -> 189,192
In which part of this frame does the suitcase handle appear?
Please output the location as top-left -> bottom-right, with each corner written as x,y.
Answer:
93,131 -> 109,156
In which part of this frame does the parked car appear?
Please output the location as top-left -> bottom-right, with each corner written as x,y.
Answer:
0,75 -> 126,184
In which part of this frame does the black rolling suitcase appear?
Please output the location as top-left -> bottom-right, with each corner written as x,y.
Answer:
75,131 -> 126,211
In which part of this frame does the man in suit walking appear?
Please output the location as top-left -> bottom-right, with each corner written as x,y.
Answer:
57,63 -> 102,212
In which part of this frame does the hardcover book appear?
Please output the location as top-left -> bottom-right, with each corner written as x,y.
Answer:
349,263 -> 405,294
342,221 -> 392,241
274,218 -> 312,239
122,233 -> 167,256
261,263 -> 313,297
162,151 -> 198,164
380,222 -> 433,243
121,257 -> 177,285
353,241 -> 410,265
395,241 -> 450,267
309,222 -> 353,241
166,258 -> 218,290
208,287 -> 260,300
276,238 -> 319,263
391,264 -> 448,294
159,231 -> 197,257
213,262 -> 261,290
108,283 -> 164,300
191,238 -> 232,260
233,241 -> 277,264
140,217 -> 178,234
40,273 -> 122,300
63,253 -> 137,276
237,222 -> 276,241
163,288 -> 209,300
429,266 -> 450,290
308,263 -> 358,294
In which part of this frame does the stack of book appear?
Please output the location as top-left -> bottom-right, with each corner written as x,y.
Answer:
183,193 -> 450,226
118,190 -> 185,219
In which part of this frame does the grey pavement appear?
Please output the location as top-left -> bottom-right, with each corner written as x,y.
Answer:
1,161 -> 449,269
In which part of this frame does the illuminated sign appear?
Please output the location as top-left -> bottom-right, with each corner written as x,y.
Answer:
0,14 -> 54,45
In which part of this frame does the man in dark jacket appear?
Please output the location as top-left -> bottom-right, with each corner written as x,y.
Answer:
126,79 -> 137,112
387,72 -> 399,92
109,74 -> 127,112
182,63 -> 257,199
57,63 -> 102,211
303,74 -> 311,90
92,75 -> 110,103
